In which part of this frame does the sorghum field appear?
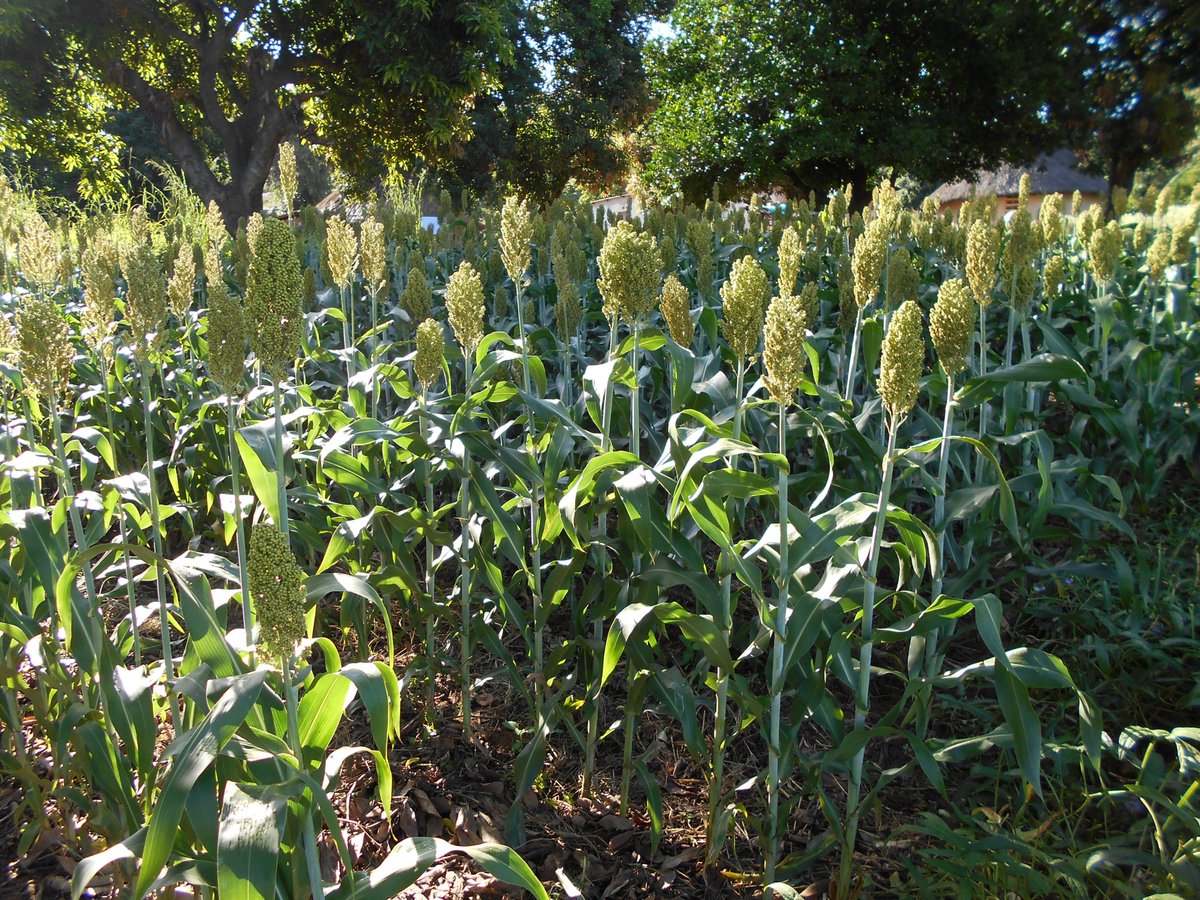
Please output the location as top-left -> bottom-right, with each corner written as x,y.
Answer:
1,170 -> 1198,898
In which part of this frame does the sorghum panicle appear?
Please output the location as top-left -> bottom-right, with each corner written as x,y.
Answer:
246,218 -> 304,376
248,522 -> 307,662
721,254 -> 770,359
597,220 -> 660,324
763,293 -> 809,406
660,273 -> 694,347
929,278 -> 974,376
445,260 -> 485,354
414,318 -> 445,392
878,299 -> 925,424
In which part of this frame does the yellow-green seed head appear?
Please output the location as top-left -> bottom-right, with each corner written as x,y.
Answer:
1015,261 -> 1037,311
325,216 -> 357,290
1169,225 -> 1191,265
887,246 -> 919,305
966,219 -> 1000,306
555,279 -> 583,343
1071,190 -> 1083,218
1154,184 -> 1171,220
878,299 -> 924,423
80,243 -> 116,359
500,195 -> 534,284
1018,173 -> 1032,209
205,247 -> 246,396
445,260 -> 485,353
929,278 -> 974,376
248,522 -> 307,662
1078,204 -> 1103,246
852,217 -> 887,310
413,317 -> 445,391
19,214 -> 60,292
1043,254 -> 1065,300
360,216 -> 387,294
1040,193 -> 1064,245
247,213 -> 264,257
302,266 -> 316,311
720,253 -> 769,359
1087,220 -> 1122,285
401,263 -> 432,324
246,218 -> 303,376
597,220 -> 660,323
660,273 -> 694,347
1132,220 -> 1150,253
168,242 -> 197,319
278,142 -> 298,218
762,293 -> 809,406
837,253 -> 855,334
206,201 -> 227,251
1111,186 -> 1128,217
15,292 -> 73,409
1147,229 -> 1171,283
777,225 -> 802,298
122,242 -> 168,361
797,281 -> 819,330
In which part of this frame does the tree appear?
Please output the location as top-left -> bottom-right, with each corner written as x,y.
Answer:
0,0 -> 511,229
1067,1 -> 1200,191
642,0 -> 1086,203
436,0 -> 671,204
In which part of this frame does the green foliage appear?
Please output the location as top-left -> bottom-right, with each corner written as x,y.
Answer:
0,180 -> 1197,898
643,0 -> 1083,201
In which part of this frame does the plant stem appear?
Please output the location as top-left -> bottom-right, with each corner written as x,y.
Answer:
765,402 -> 790,887
845,307 -> 863,403
140,367 -> 176,731
460,353 -> 473,742
583,324 -> 618,797
515,275 -> 544,715
284,654 -> 325,900
918,375 -> 955,737
840,423 -> 898,896
227,398 -> 252,663
975,304 -> 990,484
419,392 -> 438,729
340,285 -> 353,385
51,411 -> 99,610
98,353 -> 141,665
706,356 -> 745,867
630,320 -> 641,460
273,379 -> 289,547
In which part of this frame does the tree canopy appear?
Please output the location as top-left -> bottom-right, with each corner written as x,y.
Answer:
1068,0 -> 1200,189
641,0 -> 1088,202
437,0 -> 670,204
0,0 -> 512,227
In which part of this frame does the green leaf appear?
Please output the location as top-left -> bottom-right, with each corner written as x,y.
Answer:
216,782 -> 290,900
135,670 -> 268,898
327,838 -> 548,900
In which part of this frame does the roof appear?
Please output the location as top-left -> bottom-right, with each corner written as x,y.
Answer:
929,149 -> 1108,204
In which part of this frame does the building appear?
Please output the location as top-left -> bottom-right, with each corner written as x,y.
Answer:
928,149 -> 1108,220
590,193 -> 642,222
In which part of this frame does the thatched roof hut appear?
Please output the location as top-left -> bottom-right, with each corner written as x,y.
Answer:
929,149 -> 1107,219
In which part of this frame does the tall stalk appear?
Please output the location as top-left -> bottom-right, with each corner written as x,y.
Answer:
140,367 -> 176,731
839,424 -> 898,893
706,356 -> 744,866
459,350 -> 473,741
419,391 -> 438,728
273,379 -> 289,547
917,375 -> 956,735
98,352 -> 141,664
227,398 -> 252,661
765,403 -> 790,886
844,308 -> 864,402
582,322 -> 619,797
514,275 -> 543,713
284,653 -> 325,900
